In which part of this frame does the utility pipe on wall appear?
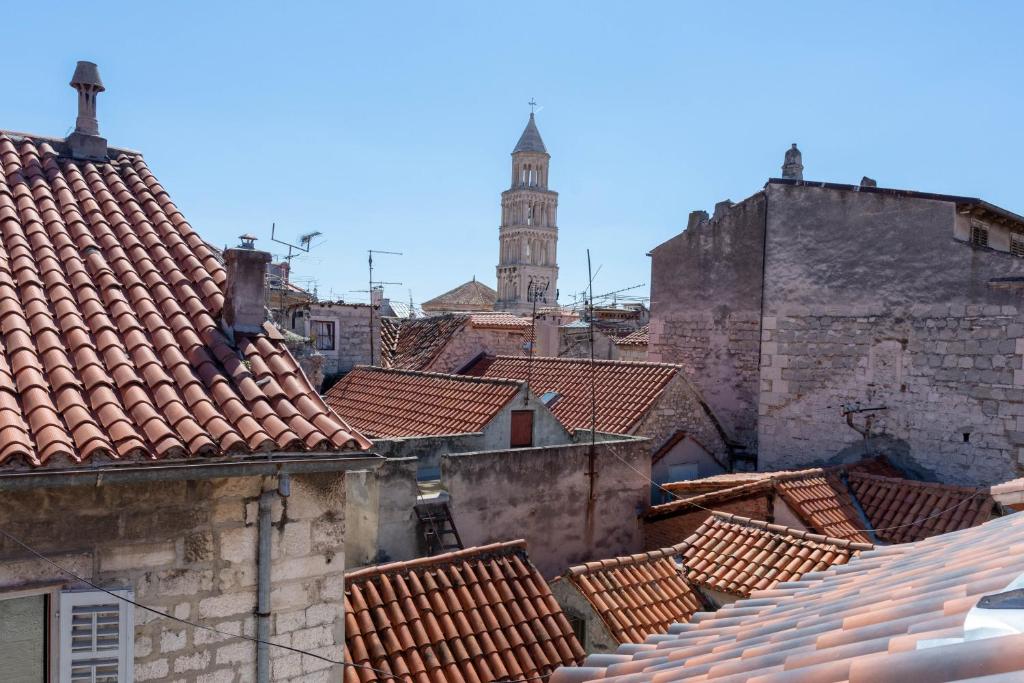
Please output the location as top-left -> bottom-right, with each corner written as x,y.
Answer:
257,474 -> 290,683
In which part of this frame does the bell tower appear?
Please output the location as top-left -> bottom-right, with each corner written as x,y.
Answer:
495,103 -> 559,314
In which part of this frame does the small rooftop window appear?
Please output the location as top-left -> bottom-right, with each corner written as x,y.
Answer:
540,390 -> 562,408
971,223 -> 989,248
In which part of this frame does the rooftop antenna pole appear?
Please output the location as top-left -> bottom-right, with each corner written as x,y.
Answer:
368,249 -> 402,365
269,223 -> 322,325
586,249 -> 597,502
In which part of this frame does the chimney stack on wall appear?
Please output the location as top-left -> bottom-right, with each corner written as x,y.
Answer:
687,210 -> 709,231
781,143 -> 804,180
67,61 -> 108,160
223,234 -> 271,336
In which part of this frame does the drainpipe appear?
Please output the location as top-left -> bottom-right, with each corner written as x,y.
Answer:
257,474 -> 291,683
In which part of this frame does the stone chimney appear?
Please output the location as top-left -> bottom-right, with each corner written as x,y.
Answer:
713,199 -> 734,221
67,61 -> 108,160
860,176 -> 877,188
223,234 -> 271,336
686,210 -> 709,231
370,285 -> 384,308
781,143 -> 803,180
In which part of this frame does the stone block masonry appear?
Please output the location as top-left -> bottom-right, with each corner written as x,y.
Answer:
0,473 -> 349,683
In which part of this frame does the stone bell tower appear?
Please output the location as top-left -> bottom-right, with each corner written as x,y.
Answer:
495,105 -> 559,314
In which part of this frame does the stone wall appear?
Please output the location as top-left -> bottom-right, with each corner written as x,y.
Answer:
758,183 -> 1024,485
0,473 -> 348,683
634,373 -> 729,466
344,459 -> 420,569
292,303 -> 380,376
648,194 -> 767,452
547,578 -> 618,654
426,326 -> 528,373
441,436 -> 650,577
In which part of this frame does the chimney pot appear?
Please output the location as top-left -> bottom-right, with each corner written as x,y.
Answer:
67,60 -> 108,160
782,143 -> 804,181
238,233 -> 258,249
223,248 -> 271,335
860,176 -> 877,188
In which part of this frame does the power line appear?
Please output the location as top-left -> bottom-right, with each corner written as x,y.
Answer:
0,525 -> 553,683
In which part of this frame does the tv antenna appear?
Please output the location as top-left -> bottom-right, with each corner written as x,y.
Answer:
268,223 -> 322,322
367,249 -> 402,365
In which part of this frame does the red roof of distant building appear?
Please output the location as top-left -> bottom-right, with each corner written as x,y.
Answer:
324,366 -> 522,438
381,314 -> 529,371
613,325 -> 649,347
0,132 -> 369,468
462,355 -> 680,434
343,540 -> 584,683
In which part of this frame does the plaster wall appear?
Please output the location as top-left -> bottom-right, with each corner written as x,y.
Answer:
648,194 -> 767,452
441,437 -> 650,577
0,473 -> 349,683
758,183 -> 1024,484
344,459 -> 420,569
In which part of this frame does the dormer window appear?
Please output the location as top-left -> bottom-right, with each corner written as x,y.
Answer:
971,223 -> 989,248
1011,233 -> 1024,258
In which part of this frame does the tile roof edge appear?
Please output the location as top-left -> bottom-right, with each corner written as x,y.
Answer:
489,355 -> 685,371
705,511 -> 875,551
643,479 -> 774,519
326,364 -> 526,392
847,471 -> 988,494
564,543 -> 689,577
345,539 -> 529,581
0,129 -> 143,157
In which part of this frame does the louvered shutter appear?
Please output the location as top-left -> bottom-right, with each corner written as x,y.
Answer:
58,590 -> 134,683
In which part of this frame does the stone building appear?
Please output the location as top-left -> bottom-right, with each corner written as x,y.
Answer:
649,144 -> 1024,485
420,277 -> 496,313
495,112 -> 559,313
379,312 -> 531,374
0,62 -> 377,683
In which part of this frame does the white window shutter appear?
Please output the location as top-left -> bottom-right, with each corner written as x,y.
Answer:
58,590 -> 134,683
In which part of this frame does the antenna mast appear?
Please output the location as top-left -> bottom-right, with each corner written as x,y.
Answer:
269,223 -> 322,324
367,249 -> 402,365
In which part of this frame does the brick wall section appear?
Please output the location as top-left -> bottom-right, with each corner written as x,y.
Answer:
642,494 -> 770,551
0,474 -> 348,683
426,326 -> 527,374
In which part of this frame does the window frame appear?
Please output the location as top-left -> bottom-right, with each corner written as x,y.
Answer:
311,319 -> 336,351
58,588 -> 135,683
0,583 -> 62,682
510,409 -> 534,448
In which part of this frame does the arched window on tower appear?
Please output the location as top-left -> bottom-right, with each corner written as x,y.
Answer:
527,205 -> 533,226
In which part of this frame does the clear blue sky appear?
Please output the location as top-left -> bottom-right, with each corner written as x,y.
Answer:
3,2 -> 1022,308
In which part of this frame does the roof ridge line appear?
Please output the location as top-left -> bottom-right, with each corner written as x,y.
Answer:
565,544 -> 686,577
848,471 -> 986,493
708,511 -> 875,551
346,539 -> 529,582
490,354 -> 683,370
347,364 -> 526,388
644,479 -> 774,518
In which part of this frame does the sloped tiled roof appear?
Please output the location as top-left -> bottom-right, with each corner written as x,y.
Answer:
421,279 -> 497,313
775,471 -> 873,544
0,132 -> 368,468
679,512 -> 872,597
468,312 -> 532,330
552,513 -> 1024,683
323,366 -> 522,438
381,314 -> 468,370
613,325 -> 649,347
513,113 -> 547,154
560,545 -> 704,645
463,355 -> 680,434
343,540 -> 584,683
847,472 -> 996,543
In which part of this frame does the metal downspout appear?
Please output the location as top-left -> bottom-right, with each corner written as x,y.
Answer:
257,474 -> 291,683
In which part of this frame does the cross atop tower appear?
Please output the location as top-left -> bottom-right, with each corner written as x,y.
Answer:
528,98 -> 538,114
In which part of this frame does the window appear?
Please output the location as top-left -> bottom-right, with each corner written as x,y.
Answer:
970,223 -> 989,248
1012,233 -> 1024,258
540,390 -> 562,408
566,610 -> 586,646
59,590 -> 134,683
0,593 -> 48,681
311,320 -> 335,351
510,410 -> 534,448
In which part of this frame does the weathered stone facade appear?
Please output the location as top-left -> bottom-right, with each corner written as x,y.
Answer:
650,174 -> 1024,485
424,325 -> 528,374
288,302 -> 380,376
0,472 -> 352,683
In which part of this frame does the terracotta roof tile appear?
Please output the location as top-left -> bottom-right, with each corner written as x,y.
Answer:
775,471 -> 873,544
678,512 -> 872,598
613,325 -> 649,347
463,355 -> 680,434
382,314 -> 470,371
560,545 -> 704,644
467,312 -> 532,331
551,513 -> 1024,683
324,366 -> 522,438
847,472 -> 997,543
421,279 -> 497,313
343,540 -> 584,683
0,132 -> 368,467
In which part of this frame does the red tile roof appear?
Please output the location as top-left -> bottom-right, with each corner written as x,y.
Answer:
0,133 -> 368,468
847,472 -> 996,543
468,312 -> 532,330
420,278 -> 497,313
383,314 -> 469,371
559,545 -> 704,644
323,366 -> 522,439
343,540 -> 584,683
613,325 -> 649,347
775,471 -> 873,544
462,355 -> 680,434
551,513 -> 1024,683
679,512 -> 872,597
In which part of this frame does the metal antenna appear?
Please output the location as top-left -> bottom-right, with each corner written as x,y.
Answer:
269,223 -> 322,323
586,249 -> 597,502
367,249 -> 402,365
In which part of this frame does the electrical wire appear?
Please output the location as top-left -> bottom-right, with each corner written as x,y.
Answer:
0,525 -> 553,683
